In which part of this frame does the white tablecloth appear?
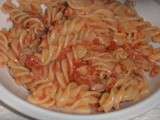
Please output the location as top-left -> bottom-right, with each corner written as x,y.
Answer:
0,103 -> 160,120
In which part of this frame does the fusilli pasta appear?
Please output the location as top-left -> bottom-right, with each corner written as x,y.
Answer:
0,0 -> 160,114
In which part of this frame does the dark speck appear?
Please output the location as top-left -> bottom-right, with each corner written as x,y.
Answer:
44,27 -> 49,34
63,1 -> 69,8
8,42 -> 11,48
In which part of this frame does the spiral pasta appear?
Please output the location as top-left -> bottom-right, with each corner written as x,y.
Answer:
99,75 -> 149,112
8,60 -> 32,85
0,31 -> 9,67
0,0 -> 160,114
2,0 -> 44,34
28,82 -> 100,113
40,22 -> 91,65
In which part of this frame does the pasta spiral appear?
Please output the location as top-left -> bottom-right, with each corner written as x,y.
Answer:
99,75 -> 149,112
2,0 -> 44,34
28,82 -> 100,113
0,31 -> 9,66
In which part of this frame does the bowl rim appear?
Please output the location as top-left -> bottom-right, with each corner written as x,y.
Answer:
0,83 -> 160,120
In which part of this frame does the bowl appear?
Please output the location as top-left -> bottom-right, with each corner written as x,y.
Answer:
0,0 -> 160,120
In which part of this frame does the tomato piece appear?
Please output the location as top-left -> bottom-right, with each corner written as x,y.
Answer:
107,41 -> 118,51
90,0 -> 95,4
71,60 -> 99,86
25,55 -> 42,70
93,38 -> 101,45
151,64 -> 160,77
57,46 -> 72,61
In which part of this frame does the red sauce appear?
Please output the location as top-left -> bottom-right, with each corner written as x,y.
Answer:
93,38 -> 101,45
25,55 -> 47,80
151,64 -> 160,77
107,41 -> 118,51
106,78 -> 117,92
57,46 -> 72,61
71,60 -> 99,86
90,0 -> 95,4
25,55 -> 42,70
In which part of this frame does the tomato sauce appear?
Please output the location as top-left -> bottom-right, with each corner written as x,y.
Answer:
70,59 -> 99,87
151,64 -> 160,77
25,55 -> 42,70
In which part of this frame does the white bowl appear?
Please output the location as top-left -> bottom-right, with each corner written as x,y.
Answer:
0,0 -> 160,120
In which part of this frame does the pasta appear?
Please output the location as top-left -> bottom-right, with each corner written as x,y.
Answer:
0,32 -> 9,67
1,0 -> 160,114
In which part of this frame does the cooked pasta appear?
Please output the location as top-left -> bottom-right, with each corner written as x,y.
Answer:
0,31 -> 9,67
1,0 -> 160,114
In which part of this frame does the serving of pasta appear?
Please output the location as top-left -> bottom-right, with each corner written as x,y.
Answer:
0,0 -> 160,114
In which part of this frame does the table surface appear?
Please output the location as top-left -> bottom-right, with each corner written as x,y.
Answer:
0,102 -> 160,120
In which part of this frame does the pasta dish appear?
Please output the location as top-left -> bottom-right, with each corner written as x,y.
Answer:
0,0 -> 160,114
